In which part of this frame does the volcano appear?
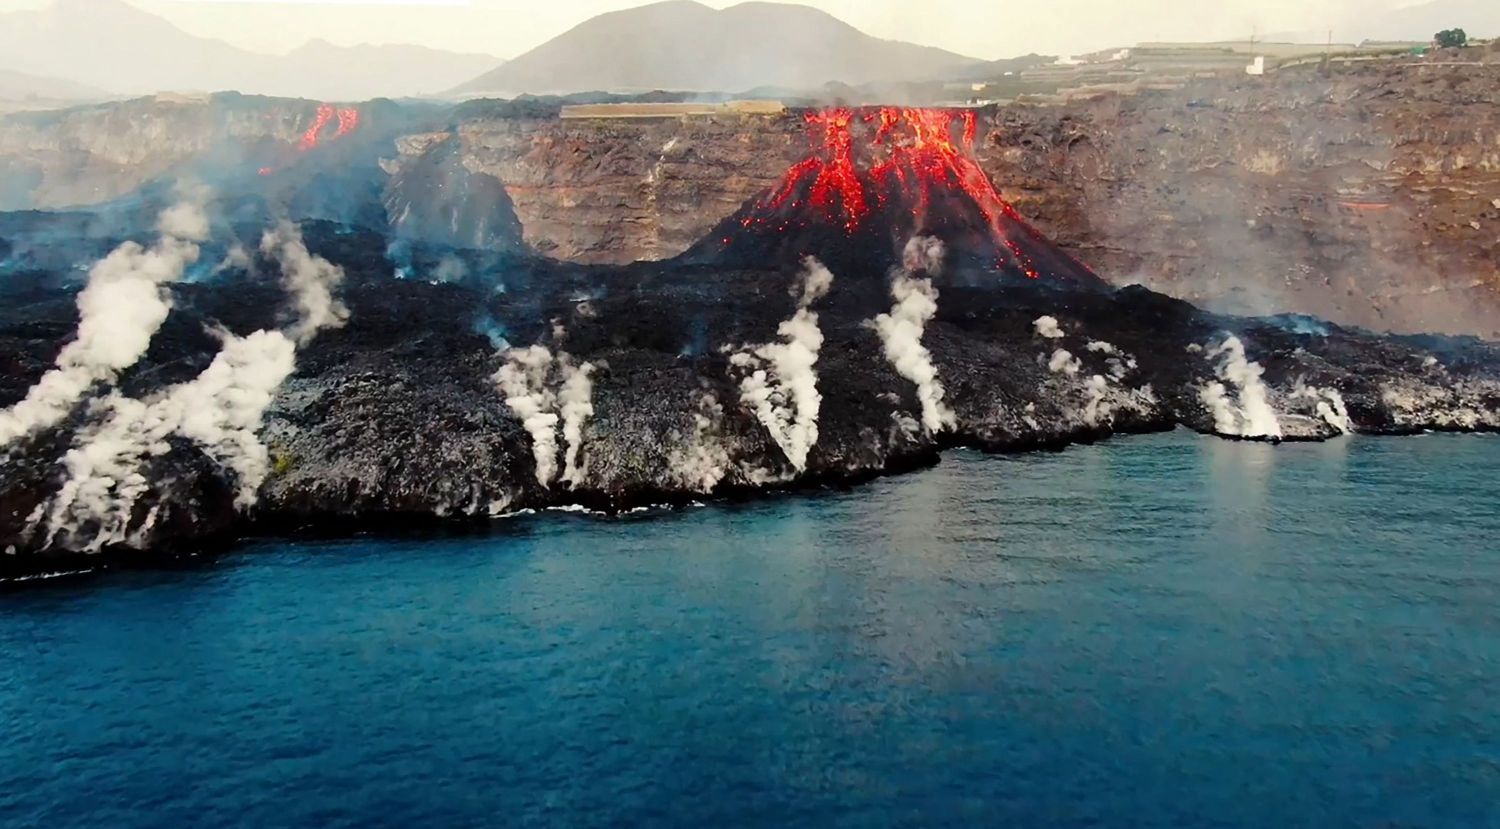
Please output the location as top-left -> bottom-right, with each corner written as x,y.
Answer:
690,107 -> 1105,288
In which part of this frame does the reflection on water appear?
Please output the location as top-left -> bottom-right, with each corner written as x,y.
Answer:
2,431 -> 1498,828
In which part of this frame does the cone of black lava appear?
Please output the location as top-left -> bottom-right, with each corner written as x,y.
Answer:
685,107 -> 1106,290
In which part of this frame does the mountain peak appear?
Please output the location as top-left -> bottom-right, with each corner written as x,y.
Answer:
50,0 -> 155,22
0,0 -> 509,99
454,0 -> 978,96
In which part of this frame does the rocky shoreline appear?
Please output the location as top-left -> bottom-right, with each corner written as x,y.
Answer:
4,97 -> 1500,583
4,215 -> 1499,582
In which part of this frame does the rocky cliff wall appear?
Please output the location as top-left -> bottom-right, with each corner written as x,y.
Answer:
439,62 -> 1499,335
2,60 -> 1497,335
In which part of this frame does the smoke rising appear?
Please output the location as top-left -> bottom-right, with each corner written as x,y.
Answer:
1034,315 -> 1065,339
28,220 -> 351,552
495,345 -> 561,487
558,360 -> 595,487
37,330 -> 299,552
493,343 -> 596,489
1087,339 -> 1138,381
1048,349 -> 1082,376
1292,381 -> 1354,434
0,194 -> 210,448
732,257 -> 832,472
902,235 -> 946,275
870,237 -> 956,434
261,221 -> 350,344
670,392 -> 732,492
1199,335 -> 1282,439
795,257 -> 835,307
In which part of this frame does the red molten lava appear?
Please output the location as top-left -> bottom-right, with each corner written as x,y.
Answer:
743,107 -> 1055,278
299,103 -> 337,151
262,103 -> 362,175
335,107 -> 360,138
754,109 -> 868,233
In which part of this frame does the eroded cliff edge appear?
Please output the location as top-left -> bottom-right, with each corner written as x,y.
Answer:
4,98 -> 1500,580
5,61 -> 1492,334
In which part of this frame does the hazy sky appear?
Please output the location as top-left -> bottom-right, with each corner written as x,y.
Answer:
0,0 -> 1409,60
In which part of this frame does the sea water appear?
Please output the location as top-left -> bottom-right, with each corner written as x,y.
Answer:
3,432 -> 1498,827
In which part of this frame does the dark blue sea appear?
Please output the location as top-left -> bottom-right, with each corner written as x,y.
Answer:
3,432 -> 1499,828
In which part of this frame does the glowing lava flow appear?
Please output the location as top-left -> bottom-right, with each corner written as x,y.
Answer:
871,107 -> 1042,278
335,107 -> 360,138
751,109 -> 867,233
260,103 -> 362,176
743,107 -> 1065,279
299,103 -> 337,151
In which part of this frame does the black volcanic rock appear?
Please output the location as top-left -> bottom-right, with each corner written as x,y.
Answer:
687,107 -> 1106,290
4,213 -> 1500,581
3,108 -> 1500,580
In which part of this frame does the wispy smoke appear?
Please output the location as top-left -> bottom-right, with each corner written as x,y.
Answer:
29,220 -> 350,552
1034,315 -> 1065,339
732,257 -> 832,472
670,392 -> 732,492
1292,380 -> 1354,434
1048,349 -> 1082,376
38,330 -> 299,552
161,330 -> 299,505
557,360 -> 595,487
1087,340 -> 1138,381
1082,374 -> 1110,425
493,343 -> 596,489
795,256 -> 835,307
432,256 -> 470,284
1199,335 -> 1282,439
495,346 -> 561,487
260,221 -> 350,345
902,235 -> 946,274
870,237 -> 955,434
0,194 -> 210,447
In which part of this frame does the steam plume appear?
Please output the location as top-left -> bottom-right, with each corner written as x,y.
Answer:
1292,381 -> 1354,434
260,222 -> 350,344
670,392 -> 732,492
495,345 -> 561,487
902,235 -> 946,274
558,359 -> 595,487
870,237 -> 955,434
1048,349 -> 1082,376
1199,335 -> 1281,439
493,344 -> 595,489
0,195 -> 210,447
31,221 -> 350,552
38,330 -> 298,551
1087,340 -> 1137,380
1034,316 -> 1065,339
732,257 -> 832,472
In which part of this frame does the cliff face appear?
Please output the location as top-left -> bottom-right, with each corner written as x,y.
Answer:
2,60 -> 1498,335
5,70 -> 1500,580
981,62 -> 1500,337
6,217 -> 1500,581
413,61 -> 1500,334
443,116 -> 804,262
0,95 -> 314,208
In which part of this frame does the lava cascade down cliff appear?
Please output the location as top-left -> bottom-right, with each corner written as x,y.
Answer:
692,107 -> 1103,288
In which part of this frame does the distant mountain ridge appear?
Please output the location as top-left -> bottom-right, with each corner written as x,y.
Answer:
0,0 -> 505,100
454,0 -> 981,96
0,69 -> 110,103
